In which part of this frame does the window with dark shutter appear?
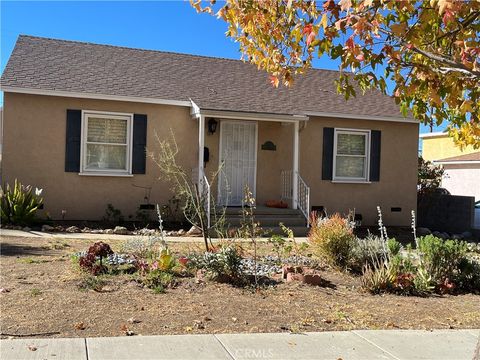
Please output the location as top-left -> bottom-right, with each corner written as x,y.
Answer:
322,127 -> 334,180
369,130 -> 381,182
132,114 -> 147,174
65,109 -> 82,172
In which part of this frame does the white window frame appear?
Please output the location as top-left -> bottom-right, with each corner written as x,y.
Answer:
332,128 -> 371,183
79,110 -> 134,176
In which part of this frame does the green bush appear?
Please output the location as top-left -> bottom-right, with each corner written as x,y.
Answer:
308,213 -> 356,268
417,235 -> 467,284
351,234 -> 388,271
142,270 -> 175,291
189,245 -> 243,281
387,238 -> 402,256
1,179 -> 43,226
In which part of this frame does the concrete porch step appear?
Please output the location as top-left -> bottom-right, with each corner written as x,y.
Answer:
218,206 -> 302,216
260,226 -> 310,237
223,216 -> 306,227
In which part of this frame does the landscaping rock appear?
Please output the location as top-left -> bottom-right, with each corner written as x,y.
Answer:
416,227 -> 431,236
113,226 -> 129,235
104,229 -> 114,234
462,231 -> 473,239
186,226 -> 202,236
66,226 -> 80,233
177,229 -> 186,236
303,274 -> 325,286
432,231 -> 446,239
41,224 -> 54,232
81,227 -> 91,233
22,227 -> 31,232
452,234 -> 464,240
138,228 -> 156,236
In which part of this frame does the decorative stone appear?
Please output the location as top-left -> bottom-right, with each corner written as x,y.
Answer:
177,229 -> 186,236
452,234 -> 464,240
81,227 -> 91,233
66,226 -> 80,233
104,229 -> 114,234
113,226 -> 129,235
286,272 -> 305,282
22,226 -> 31,232
186,226 -> 202,236
42,224 -> 55,232
462,231 -> 473,239
303,274 -> 324,286
416,227 -> 431,236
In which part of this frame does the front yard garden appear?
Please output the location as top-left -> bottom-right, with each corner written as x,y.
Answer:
1,225 -> 479,338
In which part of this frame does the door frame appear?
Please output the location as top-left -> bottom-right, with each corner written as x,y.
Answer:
217,120 -> 258,206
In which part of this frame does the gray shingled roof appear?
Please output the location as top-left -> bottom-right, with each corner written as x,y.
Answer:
437,152 -> 480,162
1,35 -> 408,119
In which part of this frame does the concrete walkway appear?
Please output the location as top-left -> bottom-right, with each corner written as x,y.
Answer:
1,330 -> 478,360
0,229 -> 308,243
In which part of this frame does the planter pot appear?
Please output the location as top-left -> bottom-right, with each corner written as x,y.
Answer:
286,272 -> 305,282
303,274 -> 324,286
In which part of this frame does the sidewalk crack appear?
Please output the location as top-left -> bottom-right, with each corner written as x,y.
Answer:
84,338 -> 89,360
213,335 -> 236,360
352,331 -> 401,360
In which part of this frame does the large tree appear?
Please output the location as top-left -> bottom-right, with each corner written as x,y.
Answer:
192,0 -> 480,148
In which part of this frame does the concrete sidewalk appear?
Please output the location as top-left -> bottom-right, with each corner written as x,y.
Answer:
0,228 -> 308,243
1,330 -> 478,360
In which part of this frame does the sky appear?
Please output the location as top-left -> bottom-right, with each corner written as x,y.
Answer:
1,1 -> 443,134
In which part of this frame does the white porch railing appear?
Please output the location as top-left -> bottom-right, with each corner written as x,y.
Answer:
281,170 -> 310,226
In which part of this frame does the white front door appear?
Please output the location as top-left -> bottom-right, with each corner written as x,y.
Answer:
218,121 -> 257,206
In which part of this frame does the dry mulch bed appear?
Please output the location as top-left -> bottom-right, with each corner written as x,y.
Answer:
1,235 -> 479,339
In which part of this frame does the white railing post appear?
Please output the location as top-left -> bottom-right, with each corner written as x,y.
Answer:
198,115 -> 205,193
292,122 -> 299,209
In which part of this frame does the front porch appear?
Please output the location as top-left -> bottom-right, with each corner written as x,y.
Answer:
191,105 -> 311,229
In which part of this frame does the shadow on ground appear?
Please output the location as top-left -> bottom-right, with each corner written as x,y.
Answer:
0,243 -> 53,257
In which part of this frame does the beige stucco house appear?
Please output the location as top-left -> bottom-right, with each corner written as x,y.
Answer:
0,35 -> 418,226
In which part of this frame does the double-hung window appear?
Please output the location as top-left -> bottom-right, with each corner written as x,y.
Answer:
81,111 -> 133,175
333,129 -> 370,182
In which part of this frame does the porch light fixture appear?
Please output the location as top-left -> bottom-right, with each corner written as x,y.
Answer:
207,118 -> 218,134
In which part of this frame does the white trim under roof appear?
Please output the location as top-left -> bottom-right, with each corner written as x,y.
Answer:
304,111 -> 417,123
434,160 -> 480,165
1,86 -> 192,107
419,131 -> 448,138
196,109 -> 309,123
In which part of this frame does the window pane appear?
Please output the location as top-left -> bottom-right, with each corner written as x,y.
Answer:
87,117 -> 127,144
337,133 -> 366,155
85,144 -> 127,170
335,156 -> 365,178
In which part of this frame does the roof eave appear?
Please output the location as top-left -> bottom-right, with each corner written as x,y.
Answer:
304,111 -> 417,123
193,108 -> 309,122
0,86 -> 192,107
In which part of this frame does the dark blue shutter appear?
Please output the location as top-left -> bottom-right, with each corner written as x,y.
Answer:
65,109 -> 81,172
132,114 -> 147,174
322,127 -> 334,180
369,130 -> 381,182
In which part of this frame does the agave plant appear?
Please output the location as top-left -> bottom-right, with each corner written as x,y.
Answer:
1,179 -> 44,226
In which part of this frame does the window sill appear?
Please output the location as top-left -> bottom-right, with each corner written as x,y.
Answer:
331,180 -> 371,184
78,172 -> 133,177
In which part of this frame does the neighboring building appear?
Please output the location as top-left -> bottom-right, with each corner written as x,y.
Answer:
420,131 -> 477,162
420,132 -> 480,201
0,35 -> 419,226
435,152 -> 480,201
